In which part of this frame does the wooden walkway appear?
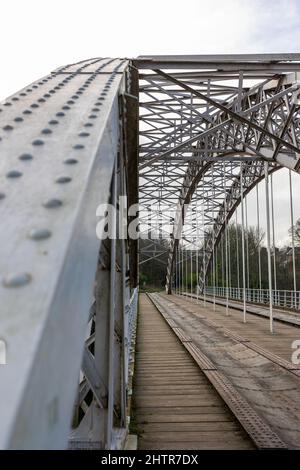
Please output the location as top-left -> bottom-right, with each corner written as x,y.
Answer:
131,294 -> 254,450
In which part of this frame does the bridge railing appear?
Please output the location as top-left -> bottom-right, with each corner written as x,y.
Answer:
125,287 -> 138,382
204,286 -> 300,310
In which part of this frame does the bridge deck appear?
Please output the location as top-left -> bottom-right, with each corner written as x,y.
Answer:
174,294 -> 300,363
131,294 -> 254,450
142,293 -> 300,449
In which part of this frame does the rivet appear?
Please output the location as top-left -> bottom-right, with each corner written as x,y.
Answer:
23,110 -> 32,115
29,228 -> 52,240
49,120 -> 59,125
41,128 -> 52,135
67,100 -> 74,105
92,108 -> 100,112
14,117 -> 24,122
62,105 -> 70,111
4,102 -> 12,107
78,132 -> 90,137
56,112 -> 65,117
12,97 -> 19,101
6,170 -> 22,178
3,272 -> 32,288
88,115 -> 97,119
3,125 -> 13,131
73,144 -> 85,150
32,139 -> 44,146
43,198 -> 63,208
19,153 -> 33,161
56,176 -> 72,184
30,103 -> 39,109
38,98 -> 46,103
64,158 -> 78,165
84,123 -> 93,127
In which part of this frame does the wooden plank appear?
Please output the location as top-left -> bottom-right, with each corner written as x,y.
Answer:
131,294 -> 254,450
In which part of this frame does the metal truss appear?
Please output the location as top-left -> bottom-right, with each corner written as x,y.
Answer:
0,58 -> 138,449
2,54 -> 300,449
134,55 -> 300,292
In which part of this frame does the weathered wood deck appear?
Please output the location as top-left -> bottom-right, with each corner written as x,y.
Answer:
131,294 -> 254,450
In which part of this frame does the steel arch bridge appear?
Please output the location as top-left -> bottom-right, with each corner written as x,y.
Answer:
1,54 -> 300,449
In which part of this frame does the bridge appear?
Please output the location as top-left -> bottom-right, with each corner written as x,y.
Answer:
1,54 -> 300,449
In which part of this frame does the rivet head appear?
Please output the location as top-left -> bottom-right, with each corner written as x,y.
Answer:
64,158 -> 78,165
29,228 -> 52,240
49,120 -> 59,125
73,144 -> 84,150
19,153 -> 33,161
78,132 -> 90,137
32,139 -> 44,146
56,176 -> 72,184
56,112 -> 65,117
3,125 -> 13,131
14,117 -> 23,122
6,170 -> 22,178
41,128 -> 52,135
84,123 -> 93,127
3,272 -> 32,288
43,198 -> 63,208
23,110 -> 32,115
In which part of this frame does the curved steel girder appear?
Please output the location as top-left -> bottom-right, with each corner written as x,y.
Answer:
166,156 -> 300,293
197,161 -> 281,292
166,152 -> 251,293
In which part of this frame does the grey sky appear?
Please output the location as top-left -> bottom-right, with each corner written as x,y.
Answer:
1,0 -> 300,245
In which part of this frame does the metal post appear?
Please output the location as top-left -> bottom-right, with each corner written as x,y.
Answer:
256,185 -> 262,295
270,173 -> 277,292
240,163 -> 247,322
196,188 -> 199,304
107,163 -> 117,448
289,170 -> 297,307
223,163 -> 229,315
202,192 -> 206,306
190,248 -> 193,296
264,161 -> 274,334
245,195 -> 250,289
235,210 -> 240,289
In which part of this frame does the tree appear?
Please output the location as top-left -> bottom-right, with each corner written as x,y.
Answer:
289,218 -> 300,246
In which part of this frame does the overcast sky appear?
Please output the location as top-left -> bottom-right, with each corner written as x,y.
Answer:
1,0 -> 300,245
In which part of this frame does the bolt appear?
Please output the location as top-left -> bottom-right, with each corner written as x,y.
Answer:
6,170 -> 22,178
56,176 -> 72,184
3,272 -> 32,288
19,153 -> 33,161
29,228 -> 52,240
32,139 -> 44,146
43,198 -> 63,208
64,158 -> 78,165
